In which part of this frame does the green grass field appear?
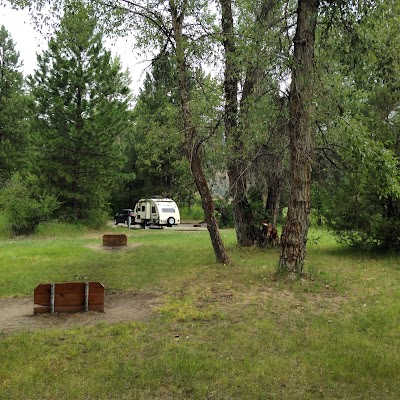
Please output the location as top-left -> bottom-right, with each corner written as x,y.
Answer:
0,224 -> 399,399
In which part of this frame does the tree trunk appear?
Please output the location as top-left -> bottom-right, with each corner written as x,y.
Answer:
278,0 -> 319,274
170,1 -> 230,264
265,184 -> 282,228
227,162 -> 259,246
220,0 -> 259,247
272,188 -> 281,228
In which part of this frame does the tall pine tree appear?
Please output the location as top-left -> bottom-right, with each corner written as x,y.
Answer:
129,53 -> 199,204
29,2 -> 132,224
0,25 -> 30,183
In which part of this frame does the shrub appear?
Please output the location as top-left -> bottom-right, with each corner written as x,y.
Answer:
179,203 -> 205,221
319,177 -> 400,249
214,198 -> 234,228
83,207 -> 110,229
0,173 -> 59,236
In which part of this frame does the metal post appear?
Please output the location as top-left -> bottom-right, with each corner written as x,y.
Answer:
128,215 -> 131,230
50,283 -> 55,314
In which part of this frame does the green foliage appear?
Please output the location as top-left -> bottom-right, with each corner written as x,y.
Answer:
318,165 -> 400,248
81,207 -> 110,229
0,25 -> 32,183
128,54 -> 193,203
214,197 -> 234,228
179,202 -> 205,222
315,0 -> 400,248
127,54 -> 222,208
28,2 -> 132,224
0,173 -> 59,236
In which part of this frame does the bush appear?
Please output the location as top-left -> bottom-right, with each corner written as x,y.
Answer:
319,177 -> 400,249
179,202 -> 205,221
0,173 -> 60,236
83,208 -> 110,229
214,198 -> 234,228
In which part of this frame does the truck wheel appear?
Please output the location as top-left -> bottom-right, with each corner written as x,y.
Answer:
167,217 -> 175,226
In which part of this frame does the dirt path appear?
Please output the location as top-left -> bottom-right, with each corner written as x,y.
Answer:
0,291 -> 161,336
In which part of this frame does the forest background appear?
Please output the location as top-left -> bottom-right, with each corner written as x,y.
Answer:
0,0 -> 399,273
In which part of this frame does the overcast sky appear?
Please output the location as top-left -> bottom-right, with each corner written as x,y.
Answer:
0,4 -> 147,94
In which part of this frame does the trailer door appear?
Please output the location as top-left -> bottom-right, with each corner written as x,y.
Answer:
136,201 -> 149,221
150,204 -> 158,221
144,201 -> 151,219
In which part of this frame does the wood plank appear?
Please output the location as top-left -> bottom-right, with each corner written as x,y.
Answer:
88,283 -> 105,303
54,292 -> 85,306
34,294 -> 104,306
34,283 -> 84,305
33,282 -> 105,313
88,292 -> 105,305
34,294 -> 51,306
87,282 -> 105,293
54,282 -> 85,294
34,283 -> 104,301
34,283 -> 52,296
103,234 -> 127,246
37,292 -> 104,306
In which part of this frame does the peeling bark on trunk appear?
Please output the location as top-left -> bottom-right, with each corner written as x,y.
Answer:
278,0 -> 319,274
227,161 -> 258,246
170,1 -> 230,264
220,0 -> 259,247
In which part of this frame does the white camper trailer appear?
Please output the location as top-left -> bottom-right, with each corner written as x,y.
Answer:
133,197 -> 180,227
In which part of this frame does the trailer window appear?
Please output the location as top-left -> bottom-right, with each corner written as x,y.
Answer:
151,206 -> 156,213
142,206 -> 145,212
162,208 -> 175,213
